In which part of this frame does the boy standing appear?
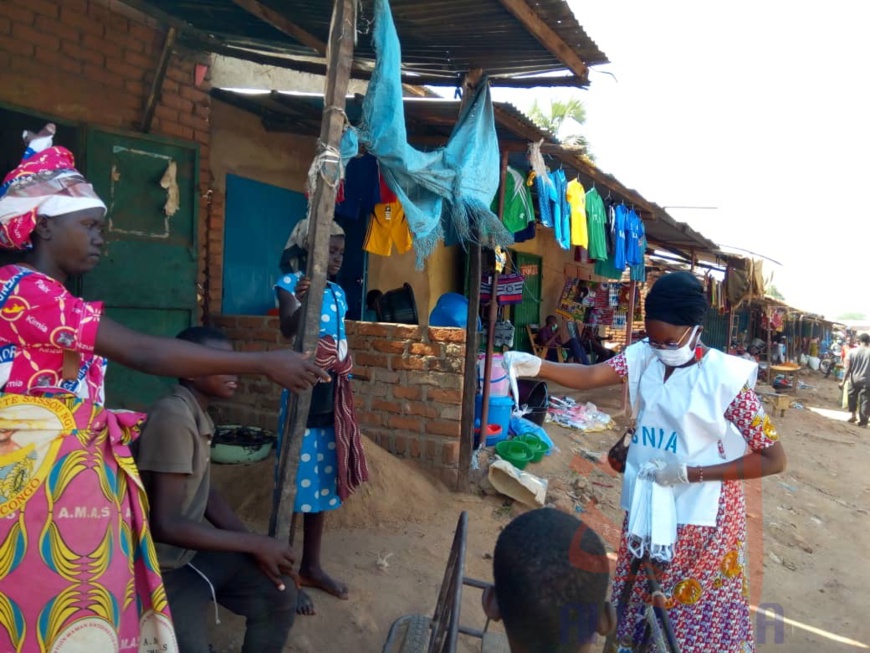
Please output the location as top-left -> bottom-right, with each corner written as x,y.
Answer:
482,509 -> 615,653
136,327 -> 297,653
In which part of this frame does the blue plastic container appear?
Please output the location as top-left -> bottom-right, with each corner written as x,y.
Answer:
474,394 -> 513,446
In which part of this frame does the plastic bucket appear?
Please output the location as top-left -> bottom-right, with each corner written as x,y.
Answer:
478,354 -> 510,397
495,440 -> 533,470
379,283 -> 418,325
517,379 -> 549,426
474,394 -> 513,446
514,434 -> 549,463
473,424 -> 501,449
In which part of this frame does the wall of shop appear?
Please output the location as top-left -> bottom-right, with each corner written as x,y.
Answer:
209,315 -> 467,485
366,241 -> 462,325
0,0 -> 214,309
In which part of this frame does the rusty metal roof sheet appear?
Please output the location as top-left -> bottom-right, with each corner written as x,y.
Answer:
130,0 -> 607,84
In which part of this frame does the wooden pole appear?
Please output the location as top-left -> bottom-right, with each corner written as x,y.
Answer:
621,280 -> 637,415
458,69 -> 485,490
141,27 -> 177,133
269,0 -> 356,540
479,150 -> 510,443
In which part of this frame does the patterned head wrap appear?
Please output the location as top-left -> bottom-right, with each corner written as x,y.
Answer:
0,123 -> 107,250
281,217 -> 345,274
645,271 -> 708,327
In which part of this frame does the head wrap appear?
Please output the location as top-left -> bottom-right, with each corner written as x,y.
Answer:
0,124 -> 107,250
645,271 -> 708,326
280,217 -> 345,273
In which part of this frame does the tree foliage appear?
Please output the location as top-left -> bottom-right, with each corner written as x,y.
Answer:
528,97 -> 594,160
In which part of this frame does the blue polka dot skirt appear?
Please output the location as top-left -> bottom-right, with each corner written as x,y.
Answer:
294,425 -> 342,513
276,388 -> 343,514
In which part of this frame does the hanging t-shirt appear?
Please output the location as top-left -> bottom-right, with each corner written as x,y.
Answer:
364,202 -> 413,256
552,169 -> 571,250
335,154 -> 380,220
630,220 -> 647,282
613,204 -> 628,270
594,253 -> 625,280
496,167 -> 535,233
378,166 -> 398,203
625,209 -> 643,266
529,171 -> 554,228
586,187 -> 607,260
566,179 -> 588,248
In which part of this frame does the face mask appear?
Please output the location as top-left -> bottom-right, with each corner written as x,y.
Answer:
651,326 -> 699,367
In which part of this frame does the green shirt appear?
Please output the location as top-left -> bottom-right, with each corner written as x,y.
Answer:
493,166 -> 535,233
586,187 -> 608,261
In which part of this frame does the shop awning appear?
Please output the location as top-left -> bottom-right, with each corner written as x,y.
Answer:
211,88 -> 722,256
123,0 -> 608,87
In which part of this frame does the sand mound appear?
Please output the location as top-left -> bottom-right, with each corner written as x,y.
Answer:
328,436 -> 449,530
210,436 -> 450,534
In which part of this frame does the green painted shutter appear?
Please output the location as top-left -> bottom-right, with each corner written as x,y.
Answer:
83,128 -> 199,410
511,252 -> 542,353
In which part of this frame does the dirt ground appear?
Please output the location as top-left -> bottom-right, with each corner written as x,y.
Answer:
208,372 -> 869,652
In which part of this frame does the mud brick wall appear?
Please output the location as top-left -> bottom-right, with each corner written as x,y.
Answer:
209,316 -> 467,484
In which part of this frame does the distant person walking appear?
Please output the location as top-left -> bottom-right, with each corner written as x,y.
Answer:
841,334 -> 870,426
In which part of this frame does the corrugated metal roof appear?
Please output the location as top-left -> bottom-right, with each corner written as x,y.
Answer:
210,88 -> 557,142
212,88 -> 720,254
133,0 -> 607,82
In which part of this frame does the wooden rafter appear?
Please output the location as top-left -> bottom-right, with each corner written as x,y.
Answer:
496,0 -> 589,82
230,0 -> 327,55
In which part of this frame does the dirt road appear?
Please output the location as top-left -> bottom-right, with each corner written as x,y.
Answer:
208,373 -> 869,652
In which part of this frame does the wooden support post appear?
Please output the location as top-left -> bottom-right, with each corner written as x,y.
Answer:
621,280 -> 637,415
458,70 -> 484,490
479,150 -> 510,443
141,27 -> 177,133
269,0 -> 356,540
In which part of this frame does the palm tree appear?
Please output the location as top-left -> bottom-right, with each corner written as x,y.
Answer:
527,97 -> 594,160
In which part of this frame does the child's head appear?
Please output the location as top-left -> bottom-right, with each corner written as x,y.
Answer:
483,509 -> 614,653
176,327 -> 237,400
546,315 -> 558,328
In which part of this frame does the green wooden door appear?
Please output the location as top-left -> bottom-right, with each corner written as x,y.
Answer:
83,128 -> 199,410
512,252 -> 542,353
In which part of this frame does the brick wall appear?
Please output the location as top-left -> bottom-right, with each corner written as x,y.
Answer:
209,316 -> 467,485
0,0 -> 215,313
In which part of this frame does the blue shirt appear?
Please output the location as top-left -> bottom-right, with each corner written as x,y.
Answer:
275,273 -> 348,343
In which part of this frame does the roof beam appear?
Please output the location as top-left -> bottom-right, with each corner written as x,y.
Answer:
230,0 -> 327,55
496,0 -> 589,82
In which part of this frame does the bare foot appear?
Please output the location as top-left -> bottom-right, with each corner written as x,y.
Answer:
296,589 -> 316,616
299,567 -> 349,600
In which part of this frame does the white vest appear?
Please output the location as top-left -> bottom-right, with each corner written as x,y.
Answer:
620,342 -> 758,526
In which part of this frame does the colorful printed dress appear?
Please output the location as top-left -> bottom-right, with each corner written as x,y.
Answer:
275,273 -> 368,512
0,265 -> 176,652
607,352 -> 778,653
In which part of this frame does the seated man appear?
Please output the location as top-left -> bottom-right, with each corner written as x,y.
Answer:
537,315 -> 590,365
136,327 -> 297,653
482,509 -> 615,652
579,324 -> 616,362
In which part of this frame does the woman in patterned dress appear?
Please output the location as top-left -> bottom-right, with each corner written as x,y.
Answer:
504,272 -> 786,652
275,218 -> 368,614
0,124 -> 327,653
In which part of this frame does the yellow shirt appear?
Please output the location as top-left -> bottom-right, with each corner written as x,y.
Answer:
566,179 -> 588,248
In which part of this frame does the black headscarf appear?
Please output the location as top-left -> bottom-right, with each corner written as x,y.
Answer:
645,272 -> 707,326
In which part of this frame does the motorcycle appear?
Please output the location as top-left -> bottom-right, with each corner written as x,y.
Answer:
819,343 -> 842,378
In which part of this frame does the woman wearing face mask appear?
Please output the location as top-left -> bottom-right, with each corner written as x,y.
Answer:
504,271 -> 786,652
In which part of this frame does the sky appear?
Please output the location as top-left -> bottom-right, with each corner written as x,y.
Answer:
486,1 -> 870,320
